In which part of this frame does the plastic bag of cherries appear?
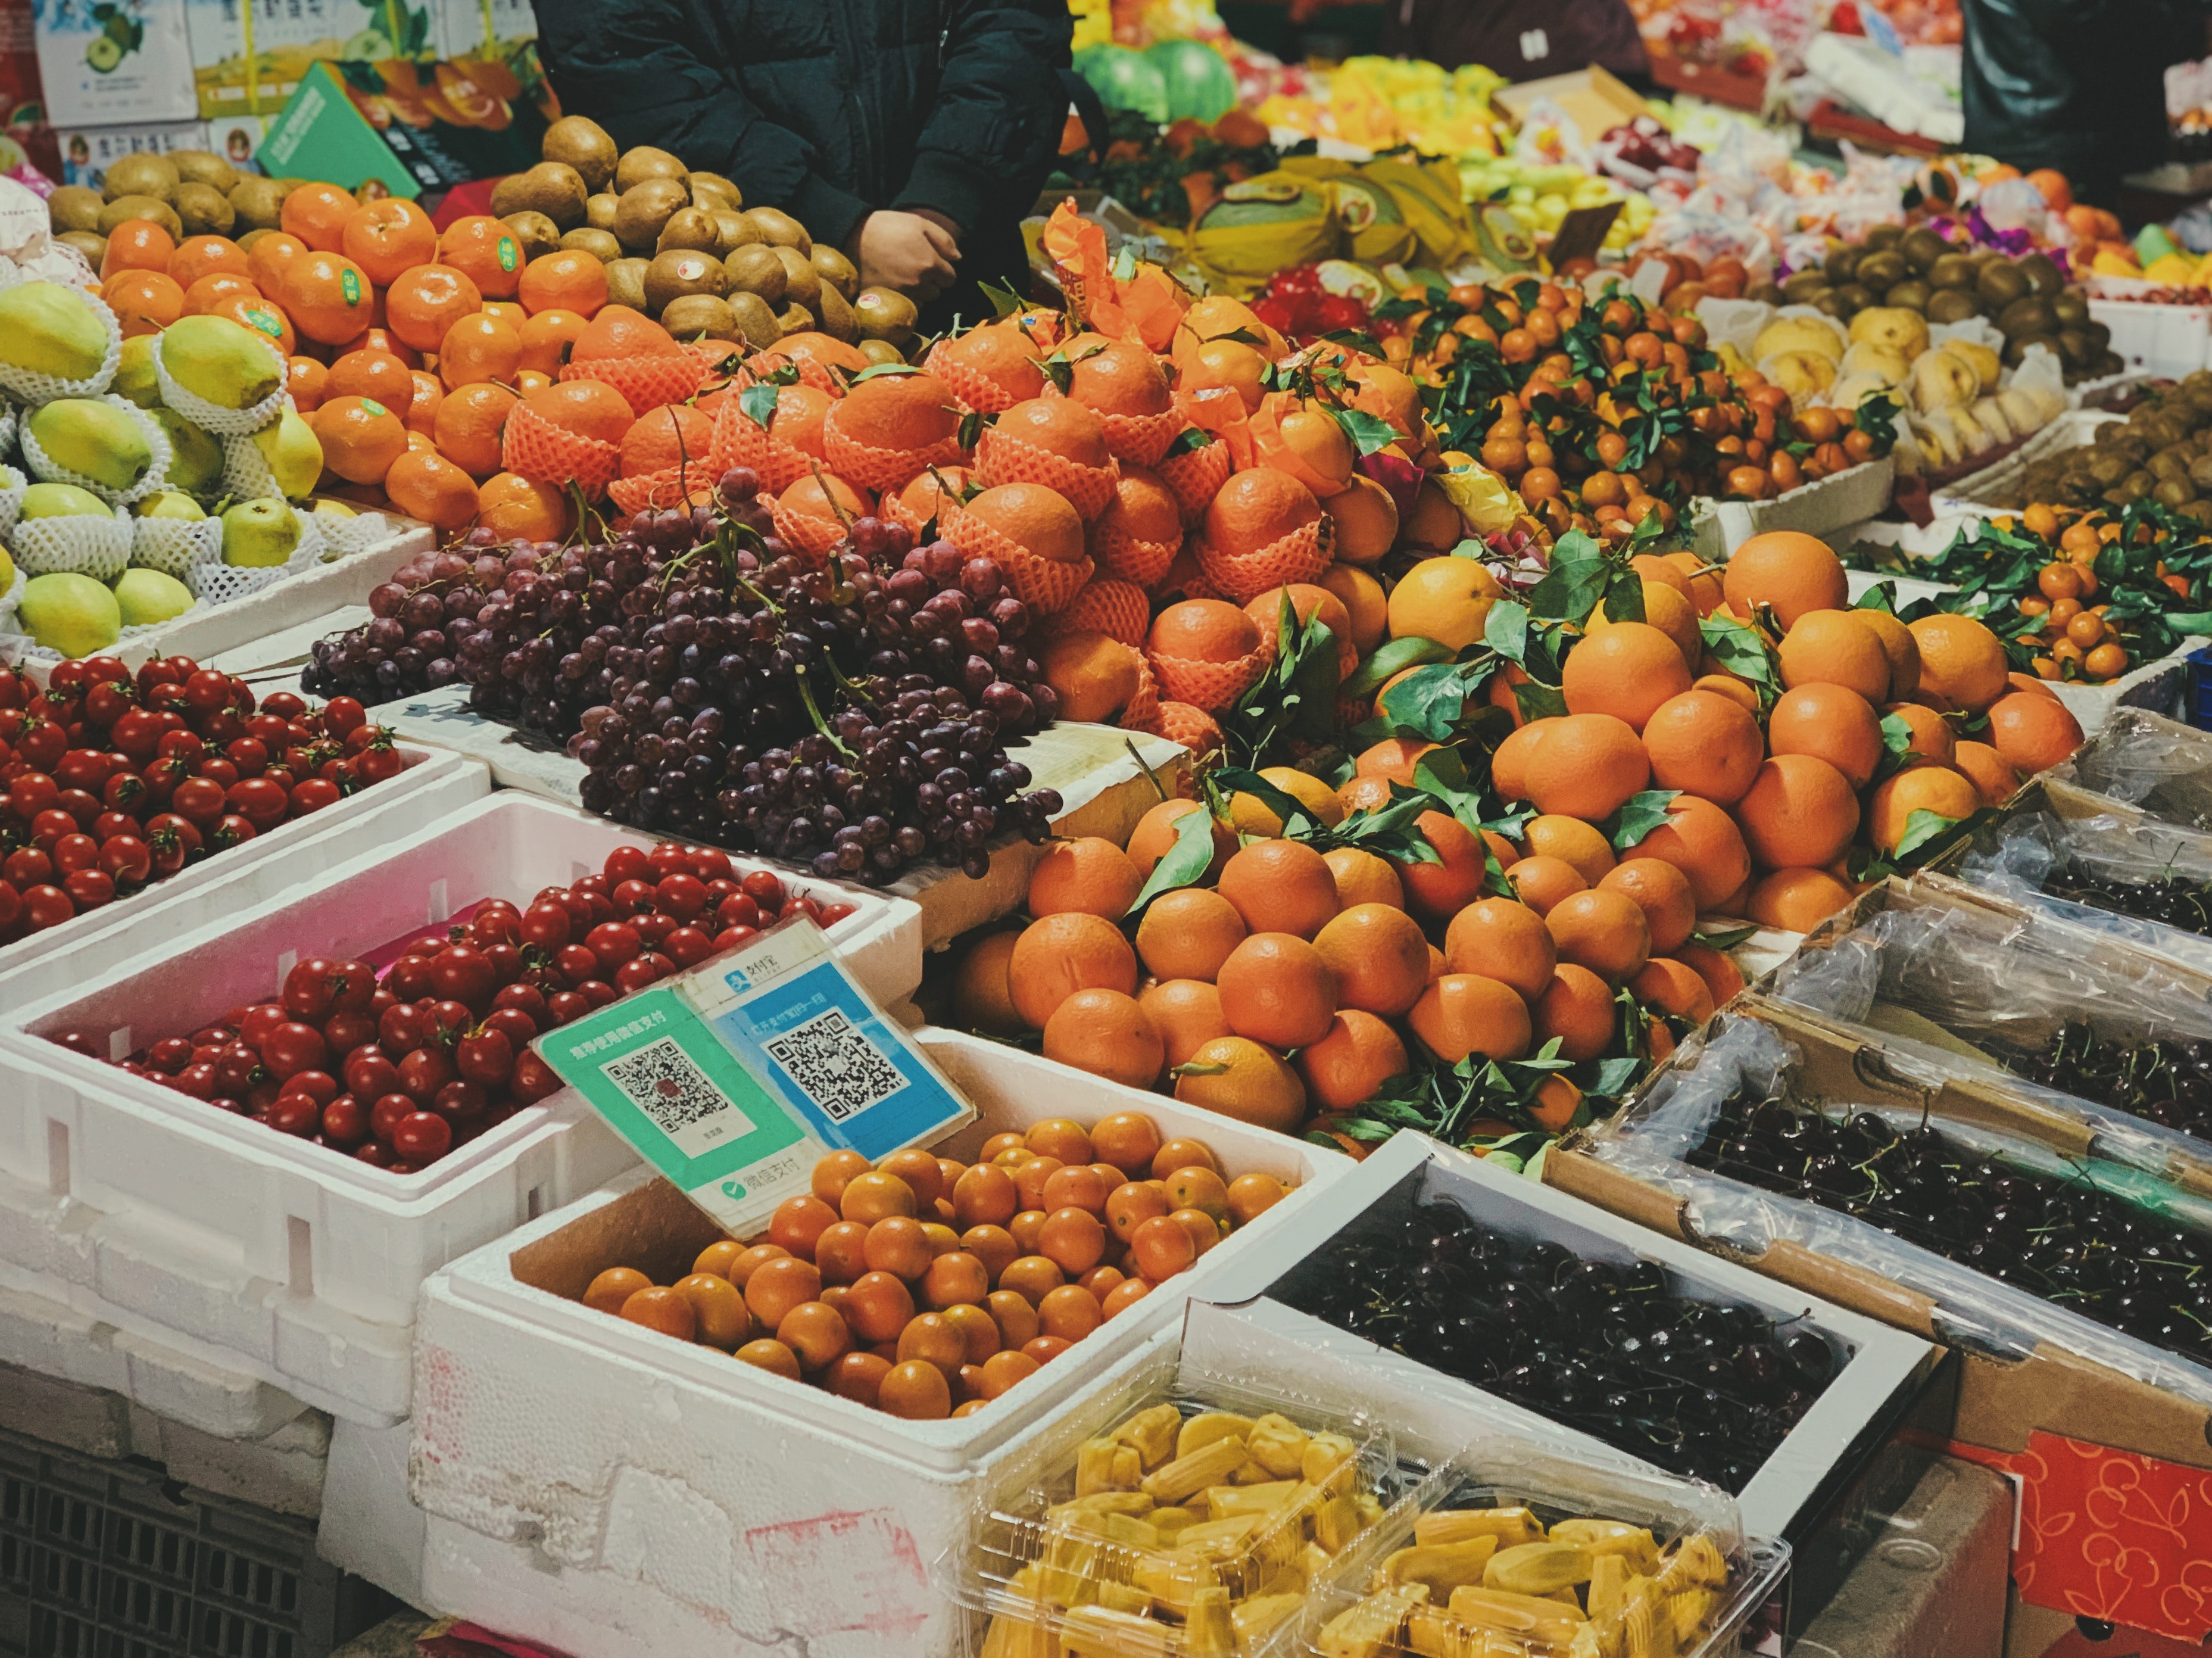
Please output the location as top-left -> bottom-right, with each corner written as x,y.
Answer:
49,840 -> 862,1173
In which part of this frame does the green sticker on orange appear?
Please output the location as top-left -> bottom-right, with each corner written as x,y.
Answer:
341,267 -> 362,305
244,307 -> 282,338
361,398 -> 388,417
498,236 -> 517,272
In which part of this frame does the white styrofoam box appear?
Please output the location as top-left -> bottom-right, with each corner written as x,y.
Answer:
1692,455 -> 1896,560
2090,296 -> 2212,379
2046,632 -> 2204,738
1928,409 -> 2121,518
0,741 -> 487,1011
433,1026 -> 1347,1476
1197,1130 -> 1940,1548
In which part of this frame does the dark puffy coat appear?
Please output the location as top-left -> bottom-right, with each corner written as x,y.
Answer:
534,0 -> 1072,260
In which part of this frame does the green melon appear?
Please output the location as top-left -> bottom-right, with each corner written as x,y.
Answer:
1199,177 -> 1327,229
1145,39 -> 1237,124
1077,45 -> 1168,123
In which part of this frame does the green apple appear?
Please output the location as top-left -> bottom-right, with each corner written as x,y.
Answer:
247,409 -> 322,499
113,335 -> 160,409
220,497 -> 301,567
20,482 -> 112,519
17,571 -> 120,658
154,409 -> 224,494
114,568 -> 194,625
134,491 -> 205,521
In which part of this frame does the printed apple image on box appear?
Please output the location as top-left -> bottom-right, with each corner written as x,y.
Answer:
32,0 -> 195,127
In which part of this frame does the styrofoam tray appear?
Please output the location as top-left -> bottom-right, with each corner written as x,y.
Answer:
2090,295 -> 2212,379
0,742 -> 488,1012
1693,455 -> 1895,560
1928,409 -> 2122,518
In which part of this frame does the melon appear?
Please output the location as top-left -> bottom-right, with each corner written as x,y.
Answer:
1077,45 -> 1168,123
1197,177 -> 1328,230
1145,39 -> 1237,124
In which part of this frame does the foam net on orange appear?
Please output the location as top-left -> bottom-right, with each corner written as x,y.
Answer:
607,463 -> 717,517
1156,439 -> 1231,526
712,401 -> 816,494
501,402 -> 620,499
561,354 -> 707,412
975,426 -> 1119,519
1194,518 -> 1333,603
924,341 -> 1021,414
768,494 -> 859,562
821,417 -> 971,493
1046,576 -> 1150,646
1091,518 -> 1181,588
940,498 -> 1093,613
1149,642 -> 1269,711
1096,406 -> 1184,469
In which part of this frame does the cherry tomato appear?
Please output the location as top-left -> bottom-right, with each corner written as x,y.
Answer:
227,777 -> 289,830
183,669 -> 231,712
664,925 -> 717,967
370,1092 -> 415,1141
51,833 -> 98,874
208,814 -> 256,850
481,1006 -> 538,1050
611,877 -> 656,914
429,943 -> 497,1008
322,696 -> 367,736
397,1045 -> 456,1102
602,844 -> 650,886
278,1070 -> 338,1106
614,952 -> 670,993
225,738 -> 269,777
655,872 -> 708,920
741,869 -> 785,911
260,1021 -> 329,1080
511,1049 -> 564,1104
584,921 -> 641,967
425,1000 -> 475,1046
170,776 -> 226,825
545,991 -> 589,1026
4,847 -> 52,888
148,1037 -> 195,1074
393,1110 -> 452,1163
455,1027 -> 514,1086
171,1062 -> 218,1098
634,912 -> 677,949
195,756 -> 239,789
469,900 -> 522,946
22,885 -> 73,930
62,868 -> 113,909
322,1011 -> 377,1055
31,808 -> 77,847
577,979 -> 619,1007
345,1046 -> 401,1101
322,1095 -> 369,1146
262,1093 -> 320,1136
291,778 -> 342,814
432,1079 -> 488,1123
688,847 -> 735,884
520,901 -> 571,949
491,981 -> 547,1020
716,893 -> 762,930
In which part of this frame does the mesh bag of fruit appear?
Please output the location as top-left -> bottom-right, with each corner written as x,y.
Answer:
12,507 -> 132,582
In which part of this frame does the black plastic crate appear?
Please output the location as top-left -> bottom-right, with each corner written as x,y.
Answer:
0,1423 -> 388,1658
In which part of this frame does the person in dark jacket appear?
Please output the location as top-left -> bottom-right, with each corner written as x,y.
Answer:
533,0 -> 1074,319
1380,0 -> 1649,87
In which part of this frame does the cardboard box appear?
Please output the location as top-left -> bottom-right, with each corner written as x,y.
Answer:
32,0 -> 196,128
183,0 -> 426,124
49,116 -> 202,190
1492,63 -> 1646,149
435,0 -> 533,58
255,54 -> 546,198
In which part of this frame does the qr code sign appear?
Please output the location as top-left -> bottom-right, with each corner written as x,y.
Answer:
604,1037 -> 729,1136
763,1009 -> 904,1123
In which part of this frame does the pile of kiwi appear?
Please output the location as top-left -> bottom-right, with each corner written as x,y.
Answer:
2011,373 -> 2212,515
486,116 -> 919,356
45,149 -> 292,270
1759,224 -> 2124,384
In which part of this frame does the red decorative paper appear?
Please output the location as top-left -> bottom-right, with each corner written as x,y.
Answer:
1949,1430 -> 2212,1643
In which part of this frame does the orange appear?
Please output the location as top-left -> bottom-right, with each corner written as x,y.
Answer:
1673,941 -> 1746,1009
1069,338 -> 1172,414
994,395 -> 1110,468
1908,614 -> 2009,713
584,1265 -> 651,1313
619,1284 -> 697,1341
1641,691 -> 1764,805
433,381 -> 518,477
1126,799 -> 1234,880
1386,556 -> 1506,650
524,379 -> 634,445
1545,889 -> 1652,985
99,218 -> 174,279
1598,858 -> 1696,953
1693,674 -> 1761,714
879,1359 -> 953,1419
168,235 -> 251,289
1244,582 -> 1356,675
1867,765 -> 1980,854
1042,632 -> 1141,722
510,308 -> 587,377
1507,855 -> 1587,916
1216,932 -> 1337,1048
1747,868 -> 1856,933
1599,580 -> 1700,668
1767,684 -> 1883,789
1313,903 -> 1429,1017
1216,839 -> 1339,939
1779,609 -> 1892,702
1953,740 -> 2021,808
102,270 -> 183,336
1323,475 -> 1400,564
1138,978 -> 1232,1076
1042,988 -> 1165,1090
181,271 -> 258,316
619,403 -> 714,476
1322,845 -> 1403,911
1985,691 -> 2083,775
1733,755 -> 1860,871
1625,796 -> 1753,912
745,1256 -> 824,1328
1134,887 -> 1246,981
1521,714 -> 1651,819
311,395 -> 409,485
476,471 -> 571,541
1225,1173 -> 1287,1225
1858,609 -> 1921,699
831,370 -> 961,449
933,322 -> 1046,404
1149,599 -> 1262,668
1177,336 -> 1268,411
951,931 -> 1024,1036
1007,912 -> 1139,1027
1721,531 -> 1849,628
1035,1207 -> 1109,1278
438,215 -> 525,298
518,248 -> 610,317
1392,811 -> 1489,922
280,183 -> 357,253
247,232 -> 309,300
1356,737 -> 1440,786
341,198 -> 436,285
1029,836 -> 1143,920
1489,718 -> 1546,802
325,347 -> 415,406
1628,957 -> 1717,1022
735,1339 -> 804,1380
1297,1009 -> 1410,1111
1882,700 -> 1957,766
1444,897 -> 1556,999
1171,1035 -> 1308,1134
1534,963 -> 1617,1061
963,481 -> 1086,565
482,300 -> 529,331
1205,466 -> 1323,558
1338,774 -> 1396,818
439,312 -> 523,389
216,290 -> 295,355
1562,622 -> 1692,731
286,356 -> 329,412
386,263 -> 484,353
383,448 -> 481,529
282,251 -> 376,344
1254,395 -> 1355,495
1316,562 -> 1388,653
750,382 -> 834,457
1520,815 -> 1615,886
777,471 -> 871,533
1091,1113 -> 1164,1178
1408,974 -> 1532,1064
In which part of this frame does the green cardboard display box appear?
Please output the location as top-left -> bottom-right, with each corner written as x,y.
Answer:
255,52 -> 547,197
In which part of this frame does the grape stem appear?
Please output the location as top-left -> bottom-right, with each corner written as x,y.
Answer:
794,666 -> 854,759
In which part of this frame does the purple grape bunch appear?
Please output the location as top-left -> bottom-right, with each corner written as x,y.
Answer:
305,468 -> 1064,884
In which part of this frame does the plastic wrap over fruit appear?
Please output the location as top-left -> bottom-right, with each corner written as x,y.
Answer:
1432,461 -> 1522,535
2051,708 -> 2212,826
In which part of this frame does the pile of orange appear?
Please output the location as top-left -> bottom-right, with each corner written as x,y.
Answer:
580,1121 -> 1287,1420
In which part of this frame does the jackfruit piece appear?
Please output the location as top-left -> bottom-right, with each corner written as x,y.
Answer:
1303,1432 -> 1359,1495
1657,1534 -> 1729,1591
1550,1519 -> 1660,1576
1485,1540 -> 1593,1596
1141,1437 -> 1248,1505
1056,1493 -> 1158,1519
1319,1585 -> 1431,1658
1208,1481 -> 1304,1520
1233,1592 -> 1307,1650
1315,1493 -> 1370,1553
1078,1438 -> 1137,1497
1415,1509 -> 1545,1549
1185,1586 -> 1236,1657
1447,1584 -> 1588,1647
1175,1412 -> 1255,1460
1247,1413 -> 1312,1478
1670,1586 -> 1721,1646
1113,1404 -> 1181,1470
1060,1603 -> 1174,1658
1373,1536 -> 1499,1599
1584,1553 -> 1630,1626
1131,1550 -> 1217,1618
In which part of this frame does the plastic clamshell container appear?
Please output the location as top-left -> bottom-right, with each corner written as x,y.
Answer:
956,1382 -> 1399,1658
1283,1444 -> 1787,1658
0,740 -> 488,1012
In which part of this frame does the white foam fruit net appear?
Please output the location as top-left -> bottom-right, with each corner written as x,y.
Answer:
154,331 -> 289,436
0,286 -> 122,406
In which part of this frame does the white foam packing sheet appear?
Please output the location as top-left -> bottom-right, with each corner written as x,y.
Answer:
0,741 -> 487,1012
1192,1130 -> 1941,1550
1693,455 -> 1897,561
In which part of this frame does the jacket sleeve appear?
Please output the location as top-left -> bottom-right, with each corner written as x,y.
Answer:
893,0 -> 1073,232
535,0 -> 874,247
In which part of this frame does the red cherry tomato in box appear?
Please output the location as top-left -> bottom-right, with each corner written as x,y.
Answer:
646,843 -> 691,881
740,869 -> 784,912
655,872 -> 707,921
280,1070 -> 339,1106
370,1092 -> 414,1141
716,893 -> 761,930
481,1007 -> 538,1051
100,837 -> 151,887
455,1027 -> 514,1086
433,1079 -> 488,1123
584,921 -> 640,967
347,1046 -> 401,1101
393,1111 -> 452,1162
322,1095 -> 369,1146
260,1022 -> 329,1080
397,1046 -> 456,1103
614,952 -> 670,993
520,901 -> 571,949
429,945 -> 498,1008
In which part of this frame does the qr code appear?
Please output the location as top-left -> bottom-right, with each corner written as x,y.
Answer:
604,1037 -> 728,1136
763,1008 -> 904,1123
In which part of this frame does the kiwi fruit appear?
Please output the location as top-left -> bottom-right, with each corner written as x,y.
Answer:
1927,253 -> 1974,291
2149,449 -> 2190,481
102,153 -> 179,203
606,257 -> 651,313
503,211 -> 563,261
1823,245 -> 1862,284
776,301 -> 815,335
46,185 -> 103,234
496,162 -> 591,229
690,170 -> 742,208
1998,294 -> 2057,336
57,230 -> 105,266
644,247 -> 729,310
747,207 -> 811,254
173,182 -> 235,238
711,210 -> 758,257
1746,282 -> 1785,306
228,177 -> 288,232
236,228 -> 270,253
2120,469 -> 2157,503
2155,476 -> 2197,508
542,115 -> 619,194
1863,223 -> 1903,251
1901,227 -> 1948,273
1977,261 -> 2030,307
724,243 -> 788,305
855,339 -> 906,367
1832,283 -> 1873,316
770,244 -> 820,310
2057,328 -> 2093,369
725,291 -> 783,350
2084,319 -> 2113,353
810,244 -> 860,302
1886,279 -> 1932,312
614,146 -> 688,192
659,292 -> 738,342
561,227 -> 623,262
1814,289 -> 1851,319
613,178 -> 690,251
2088,450 -> 2130,487
98,195 -> 180,239
166,149 -> 238,193
2004,332 -> 2060,367
585,193 -> 621,233
1780,270 -> 1829,304
853,286 -> 919,342
2016,252 -> 2063,298
815,280 -> 856,342
1854,251 -> 1907,293
656,207 -> 721,255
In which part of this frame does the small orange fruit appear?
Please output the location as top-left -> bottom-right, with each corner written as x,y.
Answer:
1007,913 -> 1139,1028
1391,811 -> 1489,921
1767,683 -> 1883,789
1562,622 -> 1693,731
433,382 -> 519,478
439,311 -> 523,389
1733,755 -> 1860,871
518,248 -> 610,317
1521,714 -> 1652,819
1507,855 -> 1588,917
1867,765 -> 1980,855
1028,836 -> 1143,920
280,183 -> 357,252
439,215 -> 525,298
1297,1008 -> 1409,1111
1641,691 -> 1764,805
1985,690 -> 2083,775
1746,868 -> 1857,933
620,1284 -> 697,1341
282,250 -> 376,344
1908,613 -> 2010,713
1779,609 -> 1892,702
1520,814 -> 1616,886
1322,845 -> 1404,911
311,395 -> 409,485
1444,897 -> 1556,999
1545,889 -> 1652,985
383,448 -> 481,530
1408,974 -> 1533,1064
1137,978 -> 1232,1076
1596,859 -> 1696,955
1171,1035 -> 1307,1135
1216,932 -> 1337,1048
1312,902 -> 1428,1017
1534,964 -> 1617,1061
1135,887 -> 1246,981
584,1266 -> 651,1313
1216,838 -> 1340,939
1041,988 -> 1165,1090
341,198 -> 438,285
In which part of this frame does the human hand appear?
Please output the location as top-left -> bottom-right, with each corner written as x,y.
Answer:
845,210 -> 962,300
